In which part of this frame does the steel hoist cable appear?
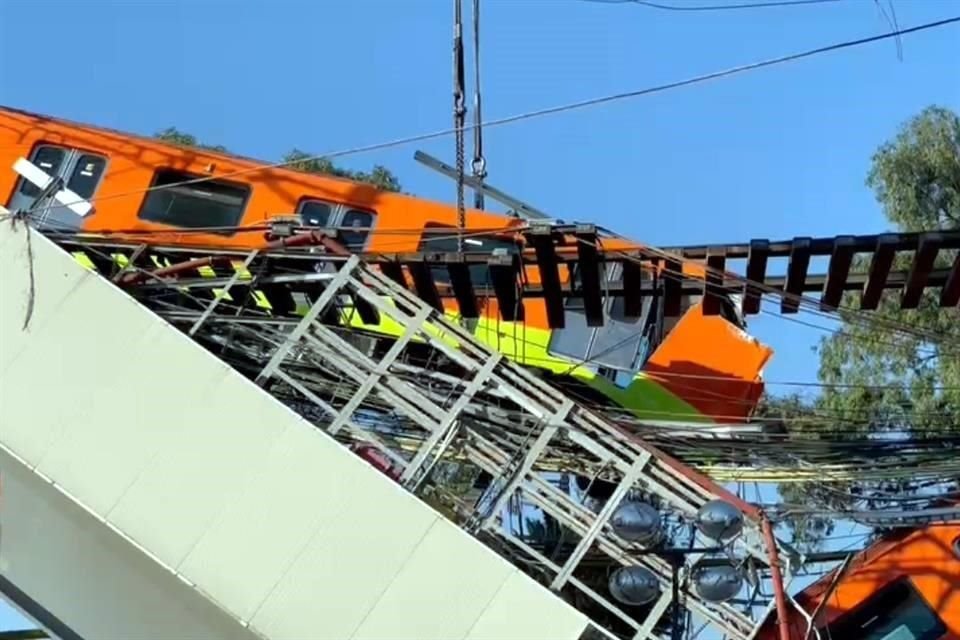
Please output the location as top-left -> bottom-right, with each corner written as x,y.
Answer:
471,0 -> 487,210
453,0 -> 467,252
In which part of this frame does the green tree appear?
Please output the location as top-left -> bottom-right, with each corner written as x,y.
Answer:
758,108 -> 960,548
283,149 -> 401,192
152,130 -> 402,192
752,393 -> 837,550
816,106 -> 960,434
154,127 -> 229,153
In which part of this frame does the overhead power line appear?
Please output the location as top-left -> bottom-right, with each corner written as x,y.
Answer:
580,0 -> 843,11
55,14 -> 960,213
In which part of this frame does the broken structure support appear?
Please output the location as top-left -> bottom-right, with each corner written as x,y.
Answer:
761,514 -> 791,640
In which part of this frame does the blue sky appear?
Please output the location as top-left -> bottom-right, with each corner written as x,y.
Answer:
1,0 -> 958,632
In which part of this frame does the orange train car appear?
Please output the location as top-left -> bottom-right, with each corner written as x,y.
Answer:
757,522 -> 960,640
0,105 -> 771,423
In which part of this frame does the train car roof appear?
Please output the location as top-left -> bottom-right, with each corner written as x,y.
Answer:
0,104 -> 405,194
0,103 -> 534,232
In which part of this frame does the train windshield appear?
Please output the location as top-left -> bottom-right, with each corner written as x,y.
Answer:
823,578 -> 946,640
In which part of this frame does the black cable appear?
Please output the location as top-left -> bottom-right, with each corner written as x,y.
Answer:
46,15 -> 960,214
580,0 -> 842,10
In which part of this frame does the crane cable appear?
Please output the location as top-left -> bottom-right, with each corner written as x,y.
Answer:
472,0 -> 488,210
453,0 -> 468,252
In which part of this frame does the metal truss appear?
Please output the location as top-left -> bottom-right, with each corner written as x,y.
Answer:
124,248 -> 792,640
26,228 -> 809,639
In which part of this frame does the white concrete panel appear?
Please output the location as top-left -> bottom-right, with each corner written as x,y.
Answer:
466,571 -> 589,640
0,447 -> 262,640
351,518 -> 514,640
0,226 -> 594,640
0,277 -> 153,470
249,469 -> 439,640
0,226 -> 91,375
179,424 -> 360,621
108,373 -> 293,568
32,315 -> 229,516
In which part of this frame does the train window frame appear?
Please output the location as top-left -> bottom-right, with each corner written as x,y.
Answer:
16,145 -> 68,198
6,143 -> 109,230
296,198 -> 378,250
137,169 -> 250,237
416,222 -> 521,288
11,143 -> 109,201
820,577 -> 946,640
67,153 -> 109,201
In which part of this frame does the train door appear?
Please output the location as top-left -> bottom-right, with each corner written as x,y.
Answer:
6,144 -> 108,230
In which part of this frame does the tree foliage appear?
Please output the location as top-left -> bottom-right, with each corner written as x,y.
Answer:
152,129 -> 402,192
757,107 -> 960,548
816,106 -> 960,434
282,149 -> 401,192
154,127 -> 229,153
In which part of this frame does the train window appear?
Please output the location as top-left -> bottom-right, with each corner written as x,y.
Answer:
67,154 -> 108,200
138,169 -> 249,236
7,144 -> 108,231
822,578 -> 946,640
299,200 -> 333,227
417,222 -> 520,287
296,200 -> 377,249
548,263 -> 654,377
590,296 -> 652,371
18,145 -> 67,197
340,208 -> 375,250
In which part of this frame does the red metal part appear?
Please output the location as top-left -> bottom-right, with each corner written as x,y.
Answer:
761,514 -> 791,640
263,230 -> 350,256
351,444 -> 402,482
119,255 -> 233,285
118,231 -> 349,286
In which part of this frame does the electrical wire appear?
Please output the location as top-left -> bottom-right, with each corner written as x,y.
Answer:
222,315 -> 960,434
40,15 -> 960,214
612,242 -> 960,354
631,242 -> 960,352
70,226 -> 960,416
105,231 -> 960,531
119,224 -> 958,359
168,312 -> 960,486
578,0 -> 843,10
61,227 -> 960,429
873,0 -> 903,61
103,246 -> 959,426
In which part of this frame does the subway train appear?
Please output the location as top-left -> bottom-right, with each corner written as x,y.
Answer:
0,105 -> 771,424
756,521 -> 960,640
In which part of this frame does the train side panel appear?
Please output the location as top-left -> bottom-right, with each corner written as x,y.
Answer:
757,524 -> 960,639
0,105 -> 768,423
